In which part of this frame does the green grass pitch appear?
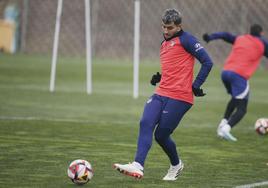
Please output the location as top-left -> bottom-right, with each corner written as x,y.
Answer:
0,54 -> 267,188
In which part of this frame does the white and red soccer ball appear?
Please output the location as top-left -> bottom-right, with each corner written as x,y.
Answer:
67,159 -> 93,185
255,118 -> 268,135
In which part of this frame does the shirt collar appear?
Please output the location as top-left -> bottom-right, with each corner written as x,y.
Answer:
164,29 -> 184,41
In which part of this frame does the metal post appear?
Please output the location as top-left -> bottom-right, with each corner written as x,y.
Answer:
50,0 -> 63,92
133,0 -> 140,98
85,0 -> 92,94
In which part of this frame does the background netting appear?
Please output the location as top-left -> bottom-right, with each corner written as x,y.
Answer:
1,0 -> 268,64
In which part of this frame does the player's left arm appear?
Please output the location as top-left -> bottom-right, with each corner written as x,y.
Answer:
203,32 -> 237,44
180,33 -> 213,96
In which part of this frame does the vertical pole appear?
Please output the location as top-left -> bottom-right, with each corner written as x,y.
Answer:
85,0 -> 92,94
50,0 -> 63,92
133,0 -> 140,99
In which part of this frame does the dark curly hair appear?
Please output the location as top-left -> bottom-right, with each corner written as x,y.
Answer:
162,9 -> 182,25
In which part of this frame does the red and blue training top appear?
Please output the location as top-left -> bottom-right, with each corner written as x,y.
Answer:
207,32 -> 268,79
156,30 -> 213,104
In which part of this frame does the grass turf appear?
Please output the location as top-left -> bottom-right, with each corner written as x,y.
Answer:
0,54 -> 267,188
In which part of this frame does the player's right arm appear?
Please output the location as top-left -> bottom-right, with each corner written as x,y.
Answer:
203,32 -> 237,44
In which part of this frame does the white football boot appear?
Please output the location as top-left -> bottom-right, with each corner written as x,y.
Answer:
217,119 -> 228,137
217,119 -> 237,141
163,160 -> 184,181
113,161 -> 144,179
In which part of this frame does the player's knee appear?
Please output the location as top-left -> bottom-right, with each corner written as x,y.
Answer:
242,106 -> 247,114
154,133 -> 166,144
139,118 -> 152,128
235,99 -> 248,116
154,128 -> 170,144
240,102 -> 247,114
237,106 -> 247,117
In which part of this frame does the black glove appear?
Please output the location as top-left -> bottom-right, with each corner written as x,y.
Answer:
192,86 -> 206,97
203,33 -> 210,43
150,72 -> 161,86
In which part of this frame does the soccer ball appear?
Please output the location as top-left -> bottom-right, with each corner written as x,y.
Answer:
254,118 -> 268,135
67,159 -> 93,185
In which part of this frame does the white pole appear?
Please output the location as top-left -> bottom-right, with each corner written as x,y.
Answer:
50,0 -> 63,92
85,0 -> 92,94
133,0 -> 140,99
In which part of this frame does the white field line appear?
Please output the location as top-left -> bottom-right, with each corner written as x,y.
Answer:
0,134 -> 137,148
0,115 -> 255,130
0,116 -> 94,124
0,116 -> 134,126
0,84 -> 150,97
1,84 -> 268,103
234,181 -> 268,188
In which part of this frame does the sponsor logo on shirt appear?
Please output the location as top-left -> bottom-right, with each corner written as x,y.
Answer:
194,43 -> 203,52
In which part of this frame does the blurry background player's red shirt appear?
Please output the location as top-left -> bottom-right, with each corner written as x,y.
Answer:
224,34 -> 265,80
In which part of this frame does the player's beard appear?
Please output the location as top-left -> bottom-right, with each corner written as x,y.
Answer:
163,30 -> 181,40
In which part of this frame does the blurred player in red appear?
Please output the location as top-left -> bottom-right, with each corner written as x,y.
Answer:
113,8 -> 213,180
203,24 -> 268,141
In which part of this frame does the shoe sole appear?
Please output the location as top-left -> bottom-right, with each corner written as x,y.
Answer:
113,164 -> 143,179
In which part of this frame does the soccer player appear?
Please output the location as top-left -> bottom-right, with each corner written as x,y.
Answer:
113,9 -> 213,180
203,24 -> 268,141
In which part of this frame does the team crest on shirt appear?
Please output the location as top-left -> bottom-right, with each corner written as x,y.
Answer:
170,40 -> 176,47
194,43 -> 203,52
